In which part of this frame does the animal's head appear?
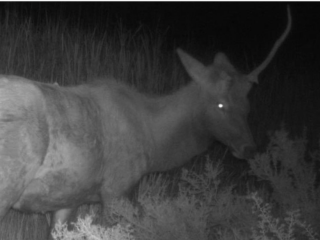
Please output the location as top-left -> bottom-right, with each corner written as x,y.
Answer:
177,7 -> 291,160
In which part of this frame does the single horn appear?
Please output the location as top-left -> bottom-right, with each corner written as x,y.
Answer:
248,6 -> 292,83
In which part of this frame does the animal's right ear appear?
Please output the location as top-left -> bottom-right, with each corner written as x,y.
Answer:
177,48 -> 210,84
212,53 -> 236,73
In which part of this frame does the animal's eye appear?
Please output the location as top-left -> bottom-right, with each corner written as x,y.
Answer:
218,103 -> 224,109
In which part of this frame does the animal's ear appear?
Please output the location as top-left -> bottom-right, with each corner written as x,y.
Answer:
212,53 -> 236,73
177,48 -> 210,83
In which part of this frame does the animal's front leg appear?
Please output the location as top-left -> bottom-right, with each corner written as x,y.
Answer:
49,208 -> 77,240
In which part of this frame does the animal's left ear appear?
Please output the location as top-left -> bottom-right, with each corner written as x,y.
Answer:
177,48 -> 210,83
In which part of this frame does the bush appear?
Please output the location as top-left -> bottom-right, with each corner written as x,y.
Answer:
249,126 -> 320,234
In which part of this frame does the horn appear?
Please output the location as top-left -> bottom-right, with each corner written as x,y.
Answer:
248,6 -> 292,83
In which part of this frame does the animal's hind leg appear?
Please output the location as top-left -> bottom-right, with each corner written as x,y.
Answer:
48,208 -> 78,239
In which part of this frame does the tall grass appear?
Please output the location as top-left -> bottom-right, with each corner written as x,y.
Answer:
0,9 -> 184,92
0,210 -> 48,240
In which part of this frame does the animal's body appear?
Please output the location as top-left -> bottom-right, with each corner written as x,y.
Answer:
0,8 -> 291,239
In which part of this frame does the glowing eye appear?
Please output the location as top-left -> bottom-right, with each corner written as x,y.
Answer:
218,103 -> 224,109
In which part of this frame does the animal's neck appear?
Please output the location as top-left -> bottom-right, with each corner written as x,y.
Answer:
148,82 -> 211,171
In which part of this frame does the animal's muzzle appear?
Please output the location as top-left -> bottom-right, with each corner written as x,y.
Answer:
232,144 -> 256,160
241,145 -> 257,160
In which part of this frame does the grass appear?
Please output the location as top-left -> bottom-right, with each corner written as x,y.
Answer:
0,5 -> 318,240
0,8 -> 183,92
248,127 -> 320,231
0,210 -> 48,240
52,131 -> 320,240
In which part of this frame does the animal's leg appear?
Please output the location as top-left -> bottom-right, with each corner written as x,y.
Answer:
48,208 -> 77,240
100,191 -> 119,227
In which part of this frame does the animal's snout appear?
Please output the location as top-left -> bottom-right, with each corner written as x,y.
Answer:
241,145 -> 257,160
232,144 -> 256,160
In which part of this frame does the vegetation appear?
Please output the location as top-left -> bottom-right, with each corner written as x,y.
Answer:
0,7 -> 183,93
51,128 -> 320,240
